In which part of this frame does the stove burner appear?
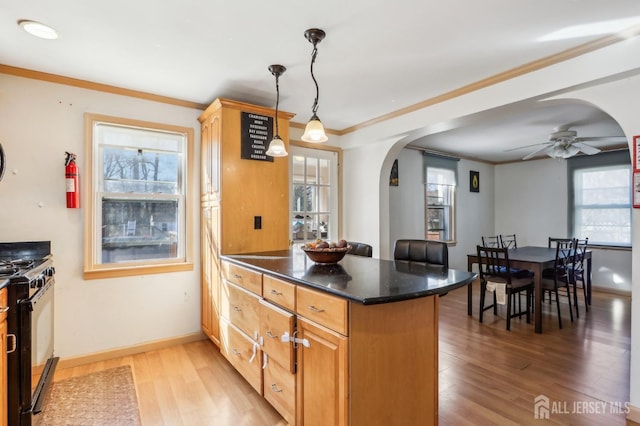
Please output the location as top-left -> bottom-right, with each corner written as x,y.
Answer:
0,265 -> 18,277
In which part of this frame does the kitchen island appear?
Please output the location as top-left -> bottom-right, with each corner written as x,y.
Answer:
220,249 -> 476,426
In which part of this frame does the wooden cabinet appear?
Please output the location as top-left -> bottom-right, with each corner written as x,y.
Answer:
201,203 -> 220,345
296,317 -> 348,426
199,98 -> 293,349
1,287 -> 8,426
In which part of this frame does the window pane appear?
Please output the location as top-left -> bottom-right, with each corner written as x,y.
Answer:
306,158 -> 318,184
103,147 -> 179,194
572,162 -> 631,245
101,198 -> 178,263
318,186 -> 330,213
318,158 -> 330,184
292,155 -> 305,183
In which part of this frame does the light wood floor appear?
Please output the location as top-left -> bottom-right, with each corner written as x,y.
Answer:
51,284 -> 634,425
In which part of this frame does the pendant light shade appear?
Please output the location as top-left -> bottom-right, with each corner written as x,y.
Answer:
266,64 -> 288,157
301,114 -> 327,143
301,28 -> 328,143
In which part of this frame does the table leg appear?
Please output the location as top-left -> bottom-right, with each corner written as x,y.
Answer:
533,263 -> 543,333
467,256 -> 474,316
586,255 -> 592,305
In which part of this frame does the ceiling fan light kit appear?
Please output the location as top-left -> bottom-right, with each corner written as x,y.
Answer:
517,125 -> 625,160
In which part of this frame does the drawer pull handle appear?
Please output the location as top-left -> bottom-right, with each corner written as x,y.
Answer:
233,306 -> 242,312
308,305 -> 325,313
0,306 -> 9,313
7,334 -> 17,354
232,273 -> 242,280
271,384 -> 283,393
266,330 -> 278,339
232,349 -> 241,356
270,289 -> 283,296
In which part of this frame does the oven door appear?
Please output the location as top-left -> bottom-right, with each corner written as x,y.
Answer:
20,275 -> 58,422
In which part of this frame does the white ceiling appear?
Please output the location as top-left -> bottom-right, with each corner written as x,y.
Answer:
2,0 -> 639,162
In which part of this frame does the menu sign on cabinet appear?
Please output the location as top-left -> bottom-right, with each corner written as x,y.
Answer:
241,112 -> 274,162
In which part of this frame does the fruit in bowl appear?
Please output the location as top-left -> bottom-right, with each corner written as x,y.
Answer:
302,239 -> 351,264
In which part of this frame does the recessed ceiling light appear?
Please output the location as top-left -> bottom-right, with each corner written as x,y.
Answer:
18,20 -> 58,40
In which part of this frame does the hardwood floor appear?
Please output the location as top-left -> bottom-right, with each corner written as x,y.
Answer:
50,285 -> 633,425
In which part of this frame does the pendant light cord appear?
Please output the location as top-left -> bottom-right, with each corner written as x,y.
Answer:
310,44 -> 320,115
274,73 -> 281,136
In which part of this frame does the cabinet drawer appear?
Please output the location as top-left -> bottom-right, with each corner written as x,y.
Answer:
221,281 -> 260,340
263,275 -> 295,311
296,286 -> 348,336
264,356 -> 296,426
0,288 -> 7,322
259,300 -> 295,373
219,318 -> 262,394
222,261 -> 262,295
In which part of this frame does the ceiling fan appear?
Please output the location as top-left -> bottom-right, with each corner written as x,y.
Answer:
513,125 -> 626,160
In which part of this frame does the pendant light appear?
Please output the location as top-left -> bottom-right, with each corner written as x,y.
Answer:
266,64 -> 288,157
301,28 -> 328,143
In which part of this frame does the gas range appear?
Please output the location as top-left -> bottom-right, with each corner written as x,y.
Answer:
0,241 -> 58,426
0,242 -> 55,296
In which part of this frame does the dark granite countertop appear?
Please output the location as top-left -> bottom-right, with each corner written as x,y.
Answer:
223,249 -> 477,305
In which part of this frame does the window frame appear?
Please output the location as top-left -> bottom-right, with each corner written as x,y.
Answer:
83,113 -> 194,279
424,153 -> 458,243
289,142 -> 342,246
567,150 -> 632,248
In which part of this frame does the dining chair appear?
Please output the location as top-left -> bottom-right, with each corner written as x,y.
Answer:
548,237 -> 571,248
499,234 -> 517,249
540,239 -> 575,329
481,235 -> 500,248
568,238 -> 589,315
476,245 -> 533,331
347,241 -> 373,257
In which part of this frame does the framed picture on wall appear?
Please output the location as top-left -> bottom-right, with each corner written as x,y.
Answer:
470,170 -> 479,192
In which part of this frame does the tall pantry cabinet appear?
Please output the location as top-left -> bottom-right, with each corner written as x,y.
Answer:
198,98 -> 293,346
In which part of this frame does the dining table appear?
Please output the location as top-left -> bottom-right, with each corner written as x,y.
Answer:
467,246 -> 592,333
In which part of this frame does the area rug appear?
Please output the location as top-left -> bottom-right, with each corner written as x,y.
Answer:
37,365 -> 142,426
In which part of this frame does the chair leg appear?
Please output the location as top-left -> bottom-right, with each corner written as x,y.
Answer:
567,285 -> 574,323
526,288 -> 531,324
506,290 -> 512,331
479,283 -> 485,323
554,289 -> 563,329
572,281 -> 580,318
582,280 -> 589,313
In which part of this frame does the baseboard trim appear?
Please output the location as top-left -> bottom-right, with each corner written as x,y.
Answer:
56,332 -> 206,370
628,404 -> 640,423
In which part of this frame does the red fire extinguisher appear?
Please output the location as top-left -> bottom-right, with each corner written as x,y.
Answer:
65,152 -> 80,209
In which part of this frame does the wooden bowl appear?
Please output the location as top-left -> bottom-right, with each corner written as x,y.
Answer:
301,246 -> 350,264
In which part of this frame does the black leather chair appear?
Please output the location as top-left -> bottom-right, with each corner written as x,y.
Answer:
347,242 -> 373,257
393,239 -> 448,270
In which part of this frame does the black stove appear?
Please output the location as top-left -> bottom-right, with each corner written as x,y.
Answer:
0,241 -> 57,426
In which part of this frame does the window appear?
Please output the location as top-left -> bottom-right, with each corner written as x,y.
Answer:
84,114 -> 194,278
290,146 -> 338,246
425,154 -> 458,242
568,150 -> 631,246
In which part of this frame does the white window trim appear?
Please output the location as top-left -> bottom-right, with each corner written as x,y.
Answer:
289,143 -> 341,245
83,113 -> 194,279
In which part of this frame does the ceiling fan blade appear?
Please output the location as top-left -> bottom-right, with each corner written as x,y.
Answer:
576,136 -> 627,142
573,142 -> 601,155
504,142 -> 549,152
522,145 -> 553,160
